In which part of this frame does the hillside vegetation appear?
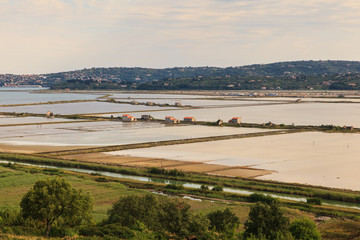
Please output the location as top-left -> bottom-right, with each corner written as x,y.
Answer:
47,60 -> 360,90
2,60 -> 360,90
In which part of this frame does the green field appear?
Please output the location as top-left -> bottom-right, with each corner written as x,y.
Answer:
1,163 -> 360,239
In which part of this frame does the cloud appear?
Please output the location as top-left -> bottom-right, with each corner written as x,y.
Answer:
0,0 -> 360,73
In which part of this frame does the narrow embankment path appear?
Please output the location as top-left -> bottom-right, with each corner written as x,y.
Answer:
38,129 -> 305,156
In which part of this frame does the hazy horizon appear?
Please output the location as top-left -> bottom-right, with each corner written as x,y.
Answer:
1,0 -> 360,74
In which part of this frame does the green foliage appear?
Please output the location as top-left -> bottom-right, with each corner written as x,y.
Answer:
107,194 -> 213,239
165,184 -> 184,190
95,177 -> 110,182
249,193 -> 278,204
212,185 -> 224,192
243,202 -> 291,240
207,208 -> 240,238
20,177 -> 93,237
200,184 -> 210,191
148,167 -> 185,176
307,197 -> 322,205
107,194 -> 160,229
289,218 -> 321,240
46,61 -> 360,90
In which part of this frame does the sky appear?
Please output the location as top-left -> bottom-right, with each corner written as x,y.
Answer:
1,0 -> 360,74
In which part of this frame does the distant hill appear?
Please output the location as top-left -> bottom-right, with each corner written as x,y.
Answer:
45,60 -> 360,84
1,60 -> 360,90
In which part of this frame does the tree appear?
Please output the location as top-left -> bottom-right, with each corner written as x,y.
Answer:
289,218 -> 321,240
107,194 -> 212,239
207,208 -> 240,237
243,202 -> 291,240
107,194 -> 160,230
20,178 -> 93,237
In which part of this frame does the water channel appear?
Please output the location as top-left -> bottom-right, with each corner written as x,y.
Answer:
1,160 -> 359,211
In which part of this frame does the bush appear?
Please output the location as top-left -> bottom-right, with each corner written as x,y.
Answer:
95,177 -> 110,182
200,185 -> 209,191
212,185 -> 223,192
148,168 -> 185,176
249,193 -> 278,204
307,198 -> 322,205
165,184 -> 184,190
289,218 -> 321,240
148,167 -> 166,175
167,169 -> 185,176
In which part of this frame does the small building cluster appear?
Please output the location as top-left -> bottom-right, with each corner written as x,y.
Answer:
165,116 -> 180,124
343,125 -> 354,130
120,114 -> 242,126
183,116 -> 196,122
122,114 -> 137,122
228,117 -> 241,124
46,111 -> 54,118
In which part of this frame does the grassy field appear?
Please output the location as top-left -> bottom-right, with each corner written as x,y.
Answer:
2,152 -> 360,205
0,165 -> 146,222
1,163 -> 360,239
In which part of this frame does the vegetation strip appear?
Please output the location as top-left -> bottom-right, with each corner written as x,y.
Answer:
2,162 -> 360,222
1,152 -> 360,206
37,129 -> 301,156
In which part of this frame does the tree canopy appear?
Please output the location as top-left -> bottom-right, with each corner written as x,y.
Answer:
243,202 -> 291,240
289,218 -> 321,240
20,177 -> 93,237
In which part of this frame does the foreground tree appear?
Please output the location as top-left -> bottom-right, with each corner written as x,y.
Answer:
207,208 -> 240,237
243,202 -> 291,240
20,178 -> 93,237
107,194 -> 213,239
289,218 -> 321,240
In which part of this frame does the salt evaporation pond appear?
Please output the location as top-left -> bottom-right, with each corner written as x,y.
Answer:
234,97 -> 360,103
0,88 -> 100,105
0,121 -> 273,147
0,101 -> 176,115
111,132 -> 360,190
115,102 -> 360,127
0,116 -> 81,125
